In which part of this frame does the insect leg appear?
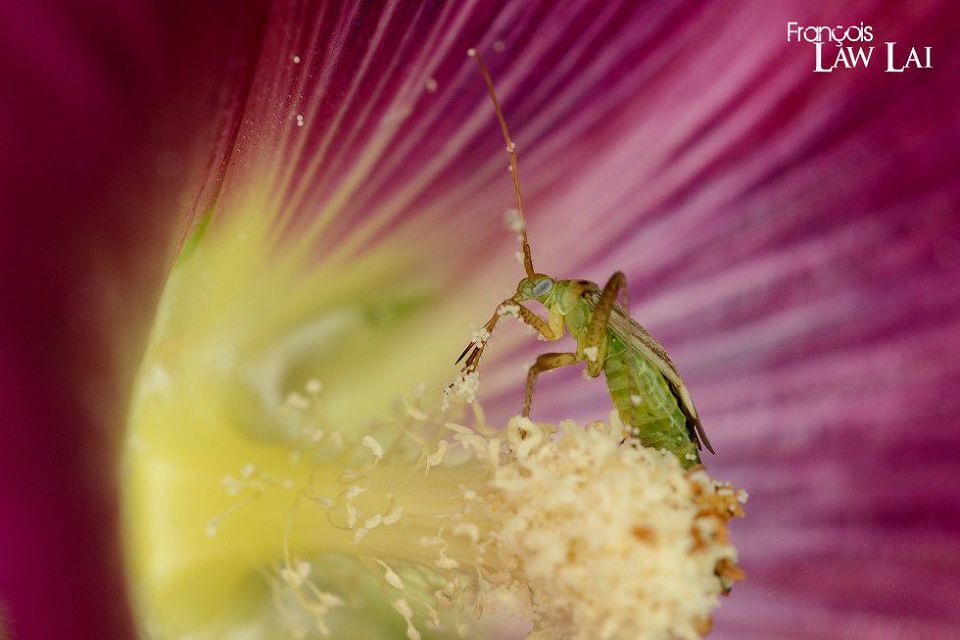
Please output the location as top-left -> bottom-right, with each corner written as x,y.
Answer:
584,271 -> 627,377
457,301 -> 563,374
522,352 -> 580,417
516,305 -> 563,340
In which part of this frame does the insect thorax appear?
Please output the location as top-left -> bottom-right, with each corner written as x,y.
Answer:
545,279 -> 599,339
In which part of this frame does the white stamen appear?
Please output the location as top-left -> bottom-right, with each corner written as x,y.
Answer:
583,346 -> 599,362
454,432 -> 488,459
443,422 -> 472,435
452,523 -> 479,544
286,391 -> 309,410
233,391 -> 743,637
404,392 -> 429,420
362,435 -> 384,462
221,475 -> 240,495
418,535 -> 444,548
393,598 -> 421,640
382,505 -> 403,525
313,495 -> 334,509
342,485 -> 367,501
425,440 -> 448,473
281,567 -> 301,587
297,560 -> 311,578
282,560 -> 311,587
377,560 -> 405,590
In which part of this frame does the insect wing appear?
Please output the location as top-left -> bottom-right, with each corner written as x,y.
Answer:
605,306 -> 716,454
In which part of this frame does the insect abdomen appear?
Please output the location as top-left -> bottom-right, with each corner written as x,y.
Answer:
603,333 -> 701,467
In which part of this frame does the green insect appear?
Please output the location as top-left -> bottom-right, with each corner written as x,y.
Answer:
457,50 -> 714,468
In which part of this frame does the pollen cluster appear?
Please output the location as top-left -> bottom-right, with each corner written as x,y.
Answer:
481,416 -> 745,639
267,388 -> 746,640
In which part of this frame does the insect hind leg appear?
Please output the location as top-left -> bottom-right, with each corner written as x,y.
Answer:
522,352 -> 580,417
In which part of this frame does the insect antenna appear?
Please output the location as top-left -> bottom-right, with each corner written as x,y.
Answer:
468,48 -> 535,278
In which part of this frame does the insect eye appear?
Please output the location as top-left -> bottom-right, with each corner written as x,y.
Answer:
532,279 -> 553,296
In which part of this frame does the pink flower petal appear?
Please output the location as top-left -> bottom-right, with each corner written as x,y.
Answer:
0,1 -> 266,636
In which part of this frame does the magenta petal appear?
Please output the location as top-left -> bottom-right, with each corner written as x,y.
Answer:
0,1 -> 266,637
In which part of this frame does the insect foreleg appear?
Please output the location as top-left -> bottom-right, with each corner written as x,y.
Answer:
522,352 -> 580,417
584,271 -> 627,377
457,300 -> 563,374
516,304 -> 563,341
